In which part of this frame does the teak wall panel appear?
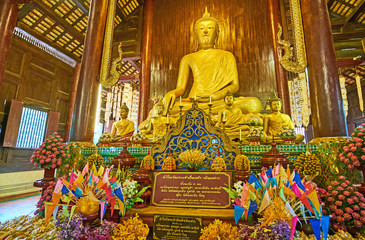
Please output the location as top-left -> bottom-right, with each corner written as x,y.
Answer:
150,0 -> 276,104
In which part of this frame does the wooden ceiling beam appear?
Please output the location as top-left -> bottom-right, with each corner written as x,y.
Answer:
335,48 -> 365,59
336,0 -> 354,8
31,0 -> 85,44
333,30 -> 365,41
126,59 -> 140,72
336,58 -> 363,67
16,22 -> 81,62
346,0 -> 365,23
70,0 -> 89,16
328,0 -> 336,9
116,2 -> 127,22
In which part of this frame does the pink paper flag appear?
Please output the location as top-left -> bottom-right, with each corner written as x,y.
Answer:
275,164 -> 280,176
291,216 -> 298,240
241,183 -> 249,204
110,196 -> 117,217
292,183 -> 303,198
102,167 -> 111,184
69,172 -> 78,185
235,198 -> 242,207
106,187 -> 113,201
54,179 -> 63,193
100,201 -> 107,221
82,163 -> 89,177
261,174 -> 268,183
92,174 -> 99,183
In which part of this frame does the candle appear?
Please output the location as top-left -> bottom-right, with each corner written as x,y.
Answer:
179,96 -> 182,106
194,92 -> 197,101
209,96 -> 212,104
240,129 -> 242,141
167,113 -> 169,123
223,111 -> 226,121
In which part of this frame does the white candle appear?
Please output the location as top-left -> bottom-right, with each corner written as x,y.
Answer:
240,129 -> 242,141
179,96 -> 182,106
209,96 -> 212,104
166,113 -> 169,123
223,111 -> 226,121
194,92 -> 197,101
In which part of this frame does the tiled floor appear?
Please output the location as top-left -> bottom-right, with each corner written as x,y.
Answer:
0,194 -> 40,223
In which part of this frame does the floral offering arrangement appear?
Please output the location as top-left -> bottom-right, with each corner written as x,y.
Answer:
131,131 -> 147,143
112,214 -> 149,240
319,176 -> 365,234
87,152 -> 104,167
30,132 -> 70,169
83,220 -> 117,240
234,154 -> 250,171
98,132 -> 114,143
295,151 -> 321,177
211,155 -> 226,172
0,215 -> 57,239
178,149 -> 206,170
247,127 -> 264,140
199,219 -> 239,240
339,123 -> 365,169
162,155 -> 176,171
238,220 -> 291,240
34,181 -> 56,216
140,154 -> 155,171
55,213 -> 86,240
279,127 -> 296,138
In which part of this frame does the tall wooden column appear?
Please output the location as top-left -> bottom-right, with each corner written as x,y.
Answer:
268,0 -> 290,115
0,0 -> 18,89
301,0 -> 348,137
70,0 -> 108,142
139,0 -> 153,123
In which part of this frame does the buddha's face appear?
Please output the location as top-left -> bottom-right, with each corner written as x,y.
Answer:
224,95 -> 234,106
270,100 -> 282,112
120,109 -> 128,119
156,105 -> 164,115
196,20 -> 217,49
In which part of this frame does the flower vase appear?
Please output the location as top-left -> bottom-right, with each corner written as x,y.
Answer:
355,165 -> 365,194
33,164 -> 56,194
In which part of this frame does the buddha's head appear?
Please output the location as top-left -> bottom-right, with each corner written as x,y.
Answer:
194,8 -> 219,50
270,97 -> 282,113
120,103 -> 129,119
224,91 -> 234,106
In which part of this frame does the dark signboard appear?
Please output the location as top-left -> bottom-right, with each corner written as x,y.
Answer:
152,172 -> 231,208
153,214 -> 202,240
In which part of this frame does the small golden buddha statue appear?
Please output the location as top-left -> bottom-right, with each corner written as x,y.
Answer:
111,103 -> 135,141
162,8 -> 262,117
138,101 -> 173,141
263,96 -> 304,143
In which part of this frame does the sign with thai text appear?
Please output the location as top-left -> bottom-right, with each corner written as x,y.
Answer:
153,214 -> 202,240
152,172 -> 231,208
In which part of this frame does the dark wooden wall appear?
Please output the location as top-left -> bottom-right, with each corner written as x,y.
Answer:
0,36 -> 74,173
149,0 -> 277,104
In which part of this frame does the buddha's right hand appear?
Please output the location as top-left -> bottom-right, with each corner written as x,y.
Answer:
163,90 -> 177,112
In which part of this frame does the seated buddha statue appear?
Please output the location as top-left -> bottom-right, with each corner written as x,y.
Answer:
162,9 -> 262,117
263,96 -> 304,143
138,101 -> 174,141
111,103 -> 135,141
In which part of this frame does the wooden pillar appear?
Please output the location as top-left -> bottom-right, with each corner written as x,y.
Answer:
301,0 -> 348,137
268,0 -> 290,115
70,0 -> 108,142
0,0 -> 18,89
139,0 -> 154,123
64,63 -> 80,142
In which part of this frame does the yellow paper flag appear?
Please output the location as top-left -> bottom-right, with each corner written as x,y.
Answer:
52,192 -> 62,205
45,202 -> 56,223
98,165 -> 105,177
308,190 -> 321,215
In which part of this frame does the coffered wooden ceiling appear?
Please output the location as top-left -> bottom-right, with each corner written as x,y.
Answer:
16,0 -> 364,82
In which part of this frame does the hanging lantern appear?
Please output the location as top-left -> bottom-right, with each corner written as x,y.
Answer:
339,75 -> 348,117
355,72 -> 364,116
298,71 -> 310,127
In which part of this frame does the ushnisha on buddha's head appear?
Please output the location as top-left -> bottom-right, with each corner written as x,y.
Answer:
224,91 -> 234,106
194,8 -> 220,50
270,96 -> 282,112
120,103 -> 129,119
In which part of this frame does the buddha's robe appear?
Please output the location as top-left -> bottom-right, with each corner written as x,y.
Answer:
266,113 -> 294,137
112,119 -> 135,137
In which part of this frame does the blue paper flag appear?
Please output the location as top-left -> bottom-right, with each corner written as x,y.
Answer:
100,200 -> 107,220
73,187 -> 83,198
293,172 -> 305,191
248,173 -> 259,185
266,168 -> 273,178
114,187 -> 124,203
61,185 -> 70,195
309,218 -> 321,240
234,205 -> 245,224
321,216 -> 330,240
247,200 -> 258,217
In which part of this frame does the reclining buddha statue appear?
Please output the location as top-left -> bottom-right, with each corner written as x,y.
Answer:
162,8 -> 262,118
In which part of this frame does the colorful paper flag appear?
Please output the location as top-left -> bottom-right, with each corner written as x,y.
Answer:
69,172 -> 78,185
291,183 -> 303,198
114,187 -> 125,203
54,179 -> 63,193
68,206 -> 77,225
52,192 -> 62,205
98,165 -> 105,177
100,200 -> 107,221
279,187 -> 286,202
293,172 -> 305,191
258,191 -> 270,214
321,216 -> 330,240
266,168 -> 273,178
247,200 -> 258,217
234,204 -> 245,224
291,216 -> 298,240
82,163 -> 89,177
110,196 -> 117,217
284,202 -> 296,217
308,190 -> 321,216
62,205 -> 69,217
53,205 -> 59,219
299,194 -> 314,214
309,218 -> 321,240
45,202 -> 56,223
280,165 -> 288,181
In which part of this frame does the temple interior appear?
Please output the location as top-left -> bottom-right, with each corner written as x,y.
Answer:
1,0 -> 365,239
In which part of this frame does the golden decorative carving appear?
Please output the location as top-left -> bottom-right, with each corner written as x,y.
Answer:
277,0 -> 307,73
100,0 -> 121,87
151,102 -> 238,170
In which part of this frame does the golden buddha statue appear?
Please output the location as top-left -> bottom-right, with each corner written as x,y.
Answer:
111,103 -> 135,141
263,96 -> 304,143
162,9 -> 262,117
138,101 -> 173,141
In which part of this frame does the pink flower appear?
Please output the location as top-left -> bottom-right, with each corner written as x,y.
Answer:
52,147 -> 57,151
54,151 -> 59,155
40,160 -> 44,164
338,194 -> 345,200
337,186 -> 344,191
51,143 -> 56,147
361,197 -> 365,202
354,160 -> 361,166
327,186 -> 333,191
57,160 -> 62,166
355,192 -> 364,197
67,154 -> 70,158
350,143 -> 355,147
360,202 -> 365,208
353,196 -> 359,202
361,155 -> 365,161
345,207 -> 353,213
54,138 -> 58,142
59,146 -> 63,149
347,198 -> 355,204
51,164 -> 56,169
359,132 -> 365,136
353,205 -> 360,211
361,210 -> 365,216
344,158 -> 350,163
343,191 -> 350,196
62,154 -> 66,157
46,145 -> 51,149
340,156 -> 345,162
355,220 -> 363,228
52,158 -> 56,163
351,146 -> 358,151
330,205 -> 337,211
363,147 -> 365,152
333,223 -> 340,230
332,190 -> 339,195
42,149 -> 46,154
351,156 -> 358,161
341,183 -> 348,188
34,162 -> 37,166
361,217 -> 365,223
353,212 -> 361,219
344,146 -> 350,152
328,197 -> 334,202
339,176 -> 346,180
344,213 -> 352,220
347,152 -> 353,157
57,142 -> 61,145
65,164 -> 69,168
45,158 -> 51,163
356,142 -> 362,147
335,209 -> 344,215
348,164 -> 354,169
335,201 -> 343,206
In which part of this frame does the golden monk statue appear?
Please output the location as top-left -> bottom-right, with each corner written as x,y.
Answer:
111,103 -> 135,141
138,101 -> 173,141
162,9 -> 262,117
263,96 -> 304,143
